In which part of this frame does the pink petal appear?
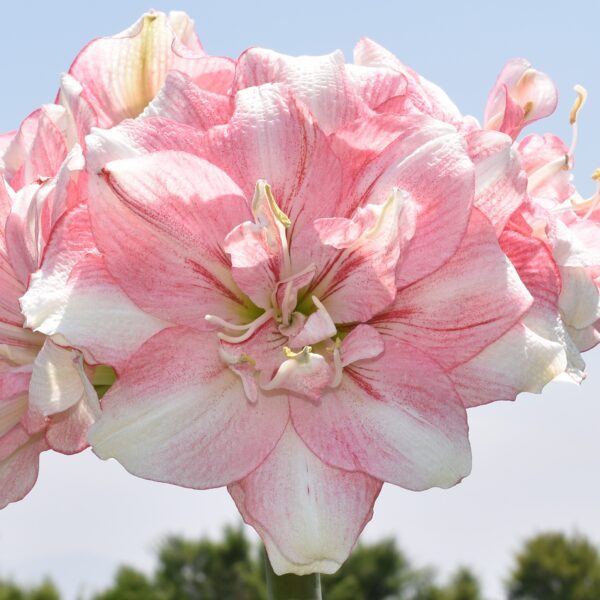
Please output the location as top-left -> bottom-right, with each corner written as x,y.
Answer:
262,347 -> 332,401
223,181 -> 288,309
313,190 -> 412,323
344,114 -> 474,288
142,71 -> 233,129
229,425 -> 382,575
484,58 -> 558,138
468,129 -> 527,233
88,150 -> 251,329
235,49 -> 366,133
340,324 -> 385,366
21,205 -> 166,370
0,427 -> 47,509
287,297 -> 336,348
291,338 -> 471,490
89,326 -> 290,489
3,106 -> 68,191
518,134 -> 573,204
377,210 -> 533,370
46,391 -> 100,455
353,38 -> 462,124
67,11 -> 219,127
450,226 -> 569,406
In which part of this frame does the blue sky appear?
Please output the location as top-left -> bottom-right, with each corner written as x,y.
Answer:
1,1 -> 600,598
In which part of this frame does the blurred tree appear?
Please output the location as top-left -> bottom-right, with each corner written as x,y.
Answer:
88,526 -> 485,599
507,531 -> 600,600
0,579 -> 59,600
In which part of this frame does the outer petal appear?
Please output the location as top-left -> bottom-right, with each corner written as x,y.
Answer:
229,425 -> 382,575
376,210 -> 533,370
450,228 -> 566,406
88,326 -> 289,489
235,49 -> 367,133
353,38 -> 462,124
0,428 -> 47,509
2,106 -> 68,190
291,339 -> 471,490
67,11 -> 220,127
21,205 -> 166,370
87,150 -> 251,329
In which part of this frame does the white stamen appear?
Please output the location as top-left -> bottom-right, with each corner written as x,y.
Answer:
209,309 -> 274,344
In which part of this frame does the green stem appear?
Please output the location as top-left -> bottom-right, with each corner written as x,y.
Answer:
264,549 -> 322,600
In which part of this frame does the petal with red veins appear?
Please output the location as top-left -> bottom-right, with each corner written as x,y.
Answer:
235,49 -> 366,133
88,150 -> 251,329
449,226 -> 569,406
89,326 -> 290,489
313,189 -> 412,323
345,114 -> 474,288
224,181 -> 289,309
204,85 -> 344,238
376,210 -> 532,370
287,297 -> 336,348
229,425 -> 382,575
468,129 -> 526,233
291,339 -> 471,490
341,324 -> 385,366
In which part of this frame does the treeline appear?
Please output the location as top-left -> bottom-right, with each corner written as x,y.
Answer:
2,529 -> 600,599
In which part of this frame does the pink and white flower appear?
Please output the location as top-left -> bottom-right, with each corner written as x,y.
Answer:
32,41 -> 541,570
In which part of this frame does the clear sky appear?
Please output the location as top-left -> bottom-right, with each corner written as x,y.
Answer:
1,1 -> 600,598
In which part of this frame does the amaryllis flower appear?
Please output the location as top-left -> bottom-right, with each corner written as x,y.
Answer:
511,86 -> 600,363
29,32 -> 542,569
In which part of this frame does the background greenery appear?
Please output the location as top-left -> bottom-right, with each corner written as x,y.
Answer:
3,527 -> 600,600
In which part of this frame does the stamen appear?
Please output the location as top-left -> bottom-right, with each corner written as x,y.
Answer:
569,85 -> 587,159
528,85 -> 588,193
208,309 -> 274,344
330,338 -> 343,388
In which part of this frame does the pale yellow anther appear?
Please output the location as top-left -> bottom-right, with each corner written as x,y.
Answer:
592,168 -> 600,181
570,85 -> 588,125
239,353 -> 256,366
283,346 -> 312,362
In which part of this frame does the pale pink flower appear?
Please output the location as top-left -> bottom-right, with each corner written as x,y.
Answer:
31,41 -> 540,571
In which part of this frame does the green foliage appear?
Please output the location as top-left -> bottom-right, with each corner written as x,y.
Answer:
507,532 -> 600,600
322,538 -> 412,599
0,579 -> 59,600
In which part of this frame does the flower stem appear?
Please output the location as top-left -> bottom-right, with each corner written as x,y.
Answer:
264,549 -> 322,600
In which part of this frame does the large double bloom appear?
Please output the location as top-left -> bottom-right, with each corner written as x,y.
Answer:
50,62 -> 534,571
